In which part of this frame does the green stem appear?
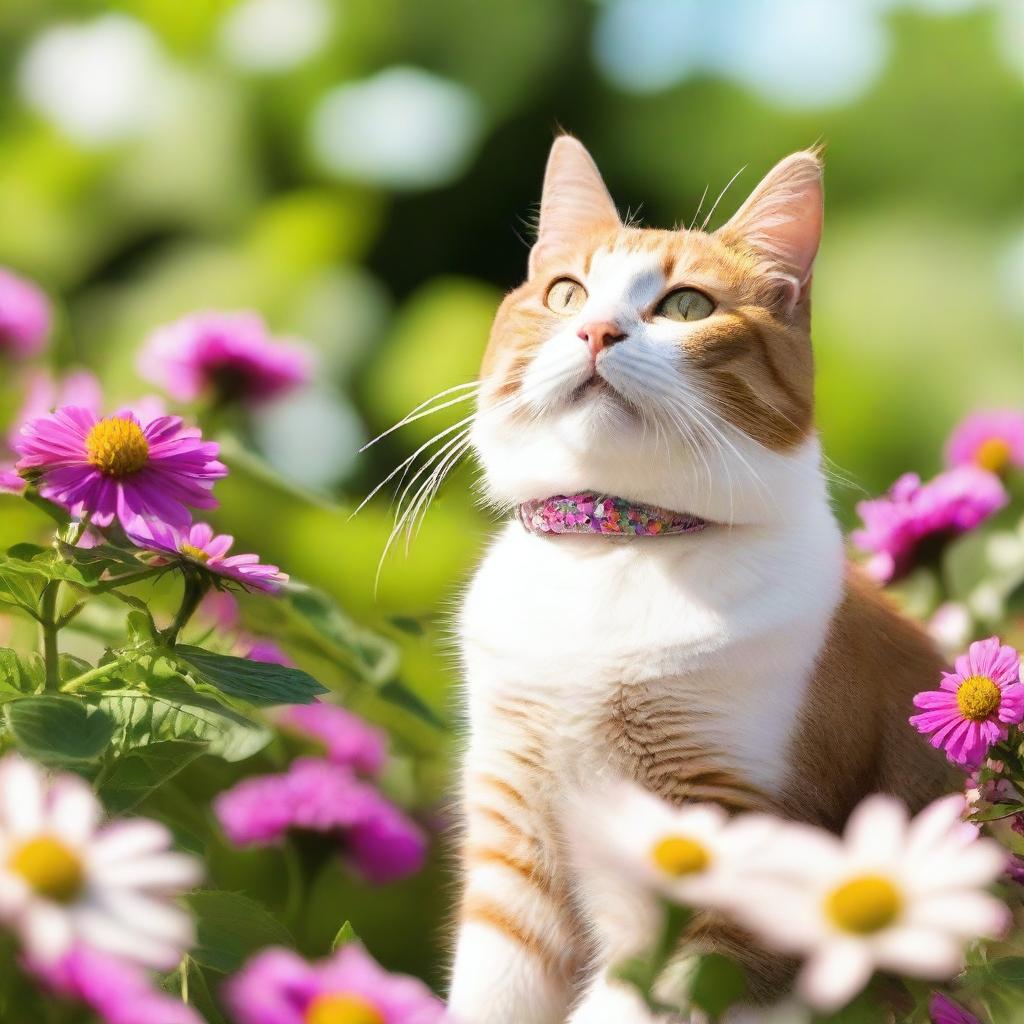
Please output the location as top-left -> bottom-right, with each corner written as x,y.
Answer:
161,574 -> 209,646
60,659 -> 124,693
39,581 -> 61,690
88,568 -> 163,594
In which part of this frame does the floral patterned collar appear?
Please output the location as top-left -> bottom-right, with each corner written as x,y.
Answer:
518,492 -> 707,538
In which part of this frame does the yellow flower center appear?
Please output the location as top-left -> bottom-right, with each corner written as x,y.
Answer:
826,874 -> 902,934
651,835 -> 710,877
8,835 -> 85,903
304,994 -> 384,1024
85,418 -> 149,477
976,438 -> 1012,473
178,543 -> 210,563
956,675 -> 1001,721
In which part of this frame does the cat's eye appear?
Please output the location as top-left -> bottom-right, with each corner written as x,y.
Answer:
656,288 -> 715,322
545,277 -> 587,315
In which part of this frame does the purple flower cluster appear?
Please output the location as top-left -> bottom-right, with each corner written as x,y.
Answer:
519,492 -> 705,537
0,267 -> 51,359
278,701 -> 387,776
139,311 -> 312,406
31,945 -> 202,1024
214,757 -> 426,884
853,467 -> 1007,583
226,943 -> 448,1024
945,409 -> 1024,475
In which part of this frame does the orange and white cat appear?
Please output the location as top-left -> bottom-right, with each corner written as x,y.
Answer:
448,136 -> 951,1023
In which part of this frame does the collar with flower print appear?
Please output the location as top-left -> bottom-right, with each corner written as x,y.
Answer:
518,492 -> 707,538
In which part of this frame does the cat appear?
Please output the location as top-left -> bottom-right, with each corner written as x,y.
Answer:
446,135 -> 953,1023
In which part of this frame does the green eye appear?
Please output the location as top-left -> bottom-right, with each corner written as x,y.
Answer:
656,288 -> 715,322
545,277 -> 587,314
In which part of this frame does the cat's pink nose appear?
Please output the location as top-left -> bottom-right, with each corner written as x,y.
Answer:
577,320 -> 626,358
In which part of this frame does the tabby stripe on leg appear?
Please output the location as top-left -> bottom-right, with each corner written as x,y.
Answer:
461,893 -> 565,975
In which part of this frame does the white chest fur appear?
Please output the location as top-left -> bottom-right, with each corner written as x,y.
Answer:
459,502 -> 845,796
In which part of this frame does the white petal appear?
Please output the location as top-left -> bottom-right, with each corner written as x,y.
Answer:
0,757 -> 45,837
75,906 -> 186,970
45,775 -> 101,845
909,841 -> 1007,892
18,901 -> 73,964
905,891 -> 1009,939
797,940 -> 874,1013
0,872 -> 31,916
872,926 -> 964,978
88,819 -> 172,866
726,880 -> 826,952
90,851 -> 201,890
95,887 -> 196,947
904,794 -> 969,860
844,795 -> 907,865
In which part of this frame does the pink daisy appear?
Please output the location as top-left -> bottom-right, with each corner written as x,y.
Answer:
30,944 -> 203,1024
929,992 -> 980,1024
945,409 -> 1024,474
139,310 -> 313,406
126,519 -> 287,593
213,757 -> 426,884
278,701 -> 387,776
14,408 -> 226,529
910,636 -> 1024,767
225,943 -> 448,1024
853,468 -> 1007,582
0,267 -> 51,359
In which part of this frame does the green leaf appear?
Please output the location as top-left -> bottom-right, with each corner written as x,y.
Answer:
0,648 -> 44,695
175,645 -> 327,707
389,615 -> 425,636
689,953 -> 747,1017
97,739 -> 208,812
0,566 -> 42,611
5,696 -> 115,763
185,890 -> 295,974
969,802 -> 1024,822
378,679 -> 446,729
97,688 -> 272,762
992,957 -> 1024,986
331,920 -> 358,951
55,541 -> 144,575
286,587 -> 399,685
182,955 -> 229,1024
58,653 -> 93,683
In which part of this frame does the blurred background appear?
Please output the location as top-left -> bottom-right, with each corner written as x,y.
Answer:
0,0 -> 1021,989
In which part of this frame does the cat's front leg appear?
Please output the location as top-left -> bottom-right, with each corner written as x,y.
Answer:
448,765 -> 577,1024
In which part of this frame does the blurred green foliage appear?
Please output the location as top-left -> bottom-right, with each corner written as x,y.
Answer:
0,0 -> 1020,996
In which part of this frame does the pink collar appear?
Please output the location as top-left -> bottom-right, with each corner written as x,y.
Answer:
518,492 -> 706,537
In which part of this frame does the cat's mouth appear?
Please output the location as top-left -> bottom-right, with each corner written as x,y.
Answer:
568,375 -> 608,403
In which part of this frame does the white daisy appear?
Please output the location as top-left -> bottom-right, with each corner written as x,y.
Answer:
729,793 -> 1009,1013
0,755 -> 201,968
573,782 -> 781,909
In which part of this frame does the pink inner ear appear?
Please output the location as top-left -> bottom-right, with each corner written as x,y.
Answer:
531,137 -> 620,274
717,153 -> 824,284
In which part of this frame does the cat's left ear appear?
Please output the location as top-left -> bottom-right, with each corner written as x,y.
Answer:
716,150 -> 823,301
530,135 -> 620,276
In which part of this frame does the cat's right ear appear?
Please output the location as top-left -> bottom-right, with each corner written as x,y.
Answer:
530,136 -> 620,276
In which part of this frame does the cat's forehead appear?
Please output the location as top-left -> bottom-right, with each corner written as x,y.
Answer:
583,227 -> 745,293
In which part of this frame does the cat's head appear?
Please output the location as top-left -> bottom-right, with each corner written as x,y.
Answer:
472,136 -> 828,526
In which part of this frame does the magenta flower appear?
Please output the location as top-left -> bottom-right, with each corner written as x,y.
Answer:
853,468 -> 1007,582
910,637 -> 1024,767
945,409 -> 1024,475
278,702 -> 387,776
214,757 -> 426,884
139,311 -> 313,406
14,408 -> 226,529
30,945 -> 202,1024
0,267 -> 51,359
0,465 -> 25,495
245,640 -> 295,666
198,589 -> 241,629
127,519 -> 287,593
226,943 -> 448,1024
929,992 -> 980,1024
